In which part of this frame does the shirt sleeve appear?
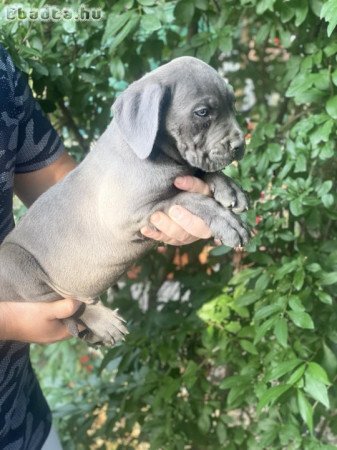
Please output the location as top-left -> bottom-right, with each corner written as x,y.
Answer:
0,45 -> 65,173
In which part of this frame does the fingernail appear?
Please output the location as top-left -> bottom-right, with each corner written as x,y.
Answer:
169,205 -> 183,220
151,213 -> 161,225
141,227 -> 152,236
175,177 -> 185,186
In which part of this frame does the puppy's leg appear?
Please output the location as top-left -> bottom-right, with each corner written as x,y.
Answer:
69,301 -> 128,346
160,192 -> 250,247
203,172 -> 249,213
0,242 -> 128,346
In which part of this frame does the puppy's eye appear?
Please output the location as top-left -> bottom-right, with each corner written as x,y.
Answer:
194,108 -> 209,118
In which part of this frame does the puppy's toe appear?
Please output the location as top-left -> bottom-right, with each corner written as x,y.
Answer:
76,303 -> 128,347
232,191 -> 249,213
213,187 -> 237,209
211,210 -> 250,249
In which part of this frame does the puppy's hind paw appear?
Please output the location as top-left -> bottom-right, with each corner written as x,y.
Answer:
76,302 -> 128,347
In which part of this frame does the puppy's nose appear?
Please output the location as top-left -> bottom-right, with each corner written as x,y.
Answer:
231,138 -> 245,161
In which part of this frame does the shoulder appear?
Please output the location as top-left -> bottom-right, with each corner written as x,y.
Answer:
0,44 -> 21,102
0,44 -> 16,78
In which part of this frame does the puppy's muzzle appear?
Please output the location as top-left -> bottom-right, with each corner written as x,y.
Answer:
230,138 -> 245,161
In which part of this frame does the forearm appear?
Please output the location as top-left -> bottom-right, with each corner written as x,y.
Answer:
0,299 -> 80,343
14,152 -> 77,207
0,303 -> 11,340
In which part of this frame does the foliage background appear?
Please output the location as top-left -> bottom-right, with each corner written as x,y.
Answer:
1,0 -> 337,448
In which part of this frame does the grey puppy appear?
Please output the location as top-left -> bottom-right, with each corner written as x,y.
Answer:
0,57 -> 249,346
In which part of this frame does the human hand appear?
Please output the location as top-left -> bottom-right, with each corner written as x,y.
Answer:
141,176 -> 214,246
0,298 -> 81,344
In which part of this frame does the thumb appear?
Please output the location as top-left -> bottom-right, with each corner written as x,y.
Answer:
50,298 -> 81,320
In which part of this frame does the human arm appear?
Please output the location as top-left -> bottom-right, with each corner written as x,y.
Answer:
14,151 -> 77,207
0,299 -> 81,343
0,152 -> 80,343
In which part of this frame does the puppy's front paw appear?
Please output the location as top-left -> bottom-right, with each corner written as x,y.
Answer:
211,210 -> 250,248
205,173 -> 249,213
76,302 -> 128,346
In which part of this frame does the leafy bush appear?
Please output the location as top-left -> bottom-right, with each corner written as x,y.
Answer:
2,0 -> 337,448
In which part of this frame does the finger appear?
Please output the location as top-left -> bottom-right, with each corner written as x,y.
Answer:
174,176 -> 212,196
50,298 -> 81,320
149,212 -> 196,243
142,226 -> 197,246
168,206 -> 212,239
141,216 -> 198,245
141,226 -> 180,245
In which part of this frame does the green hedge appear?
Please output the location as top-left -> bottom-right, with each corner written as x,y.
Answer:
2,0 -> 337,448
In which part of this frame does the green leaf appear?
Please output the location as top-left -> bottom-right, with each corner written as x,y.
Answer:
307,362 -> 330,385
62,19 -> 76,34
195,0 -> 209,10
102,12 -> 133,44
288,296 -> 305,312
316,180 -> 333,197
197,295 -> 230,323
256,0 -> 276,14
323,342 -> 337,373
255,23 -> 271,45
216,422 -> 227,443
293,269 -> 305,291
140,14 -> 161,32
240,339 -> 258,355
322,193 -> 334,208
288,364 -> 306,385
103,16 -> 139,51
320,142 -> 335,159
319,271 -> 337,285
138,0 -> 156,5
182,361 -> 198,387
320,0 -> 337,36
307,263 -> 322,273
317,291 -> 333,305
265,359 -> 302,382
324,41 -> 337,56
210,245 -> 231,256
326,96 -> 337,119
297,390 -> 313,434
274,260 -> 298,280
304,373 -> 330,408
174,0 -> 195,25
257,384 -> 291,412
254,316 -> 277,344
220,374 -> 251,390
236,291 -> 261,307
267,143 -> 282,162
332,69 -> 337,86
274,318 -> 288,347
294,154 -> 307,173
255,272 -> 271,291
254,303 -> 283,321
198,410 -> 211,433
30,61 -> 49,77
294,0 -> 309,26
286,73 -> 315,97
290,198 -> 304,216
288,311 -> 314,329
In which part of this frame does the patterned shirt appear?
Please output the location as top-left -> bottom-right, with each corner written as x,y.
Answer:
0,44 -> 65,449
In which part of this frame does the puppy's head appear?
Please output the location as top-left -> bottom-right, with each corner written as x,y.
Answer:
112,57 -> 245,172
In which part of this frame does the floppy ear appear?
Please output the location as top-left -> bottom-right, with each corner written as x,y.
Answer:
112,83 -> 165,159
